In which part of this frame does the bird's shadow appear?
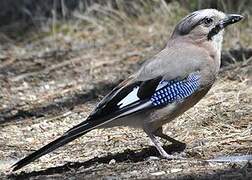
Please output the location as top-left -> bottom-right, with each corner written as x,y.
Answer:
9,144 -> 186,179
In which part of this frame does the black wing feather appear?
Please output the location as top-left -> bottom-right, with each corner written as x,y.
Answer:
89,77 -> 162,120
137,76 -> 162,99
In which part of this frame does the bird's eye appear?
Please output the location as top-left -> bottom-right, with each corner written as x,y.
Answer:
203,18 -> 213,26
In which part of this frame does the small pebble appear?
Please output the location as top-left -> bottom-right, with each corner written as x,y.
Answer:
109,159 -> 116,165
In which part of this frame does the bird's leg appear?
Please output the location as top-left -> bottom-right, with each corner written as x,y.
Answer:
152,127 -> 186,159
153,127 -> 186,148
143,125 -> 178,159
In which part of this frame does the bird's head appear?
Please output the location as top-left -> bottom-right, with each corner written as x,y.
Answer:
172,9 -> 243,42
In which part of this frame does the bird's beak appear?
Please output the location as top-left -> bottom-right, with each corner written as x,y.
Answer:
219,14 -> 244,29
208,14 -> 243,40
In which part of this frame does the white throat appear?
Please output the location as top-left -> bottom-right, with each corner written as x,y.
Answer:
212,30 -> 224,58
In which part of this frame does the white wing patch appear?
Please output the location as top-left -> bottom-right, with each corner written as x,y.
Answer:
118,87 -> 140,108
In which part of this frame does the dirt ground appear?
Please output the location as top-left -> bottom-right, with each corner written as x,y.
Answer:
0,8 -> 252,179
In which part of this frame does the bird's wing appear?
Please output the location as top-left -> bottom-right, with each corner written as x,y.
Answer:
64,75 -> 163,134
81,71 -> 202,128
12,46 -> 204,171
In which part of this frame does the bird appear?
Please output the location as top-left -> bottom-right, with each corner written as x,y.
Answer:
12,9 -> 243,171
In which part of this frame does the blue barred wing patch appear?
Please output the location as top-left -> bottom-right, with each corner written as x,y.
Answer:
150,73 -> 200,106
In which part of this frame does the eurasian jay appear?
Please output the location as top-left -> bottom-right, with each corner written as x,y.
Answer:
12,9 -> 243,171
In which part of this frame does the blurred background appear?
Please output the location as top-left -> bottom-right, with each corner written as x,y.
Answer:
1,0 -> 252,55
0,0 -> 251,179
0,0 -> 251,44
1,0 -> 252,27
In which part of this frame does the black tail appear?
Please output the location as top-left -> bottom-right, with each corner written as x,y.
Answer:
12,100 -> 152,171
12,120 -> 95,171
